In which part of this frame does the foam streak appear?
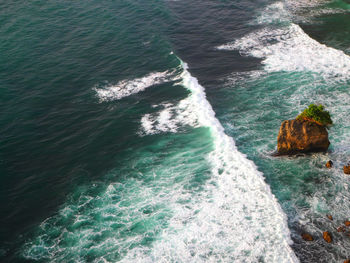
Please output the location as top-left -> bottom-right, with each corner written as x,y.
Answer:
95,71 -> 175,102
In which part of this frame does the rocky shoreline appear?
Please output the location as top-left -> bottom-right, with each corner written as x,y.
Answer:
301,215 -> 350,263
276,105 -> 350,262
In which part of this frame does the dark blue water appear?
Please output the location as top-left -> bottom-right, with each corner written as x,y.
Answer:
1,0 -> 350,262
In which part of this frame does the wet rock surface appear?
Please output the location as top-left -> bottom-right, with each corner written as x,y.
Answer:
277,119 -> 330,155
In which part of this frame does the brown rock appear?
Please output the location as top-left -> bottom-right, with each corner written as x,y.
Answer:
301,233 -> 313,241
344,165 -> 350,175
327,214 -> 333,220
344,260 -> 350,263
323,231 -> 332,243
277,119 -> 330,155
345,221 -> 350,226
338,226 -> 346,232
326,160 -> 333,168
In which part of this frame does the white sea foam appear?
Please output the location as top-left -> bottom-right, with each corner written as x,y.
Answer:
255,2 -> 291,25
125,62 -> 299,262
284,0 -> 339,11
139,98 -> 200,135
218,23 -> 350,78
254,1 -> 346,27
263,0 -> 347,24
94,71 -> 176,102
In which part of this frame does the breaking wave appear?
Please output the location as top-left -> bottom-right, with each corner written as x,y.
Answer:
218,23 -> 350,79
22,59 -> 298,262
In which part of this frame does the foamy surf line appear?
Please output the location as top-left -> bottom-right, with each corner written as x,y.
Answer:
123,60 -> 299,262
217,22 -> 350,79
23,59 -> 299,262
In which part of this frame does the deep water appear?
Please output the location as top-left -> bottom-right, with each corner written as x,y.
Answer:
1,0 -> 350,262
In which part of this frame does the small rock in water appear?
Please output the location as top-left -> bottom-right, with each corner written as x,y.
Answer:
344,165 -> 350,174
301,233 -> 313,241
345,221 -> 350,226
327,214 -> 333,220
326,160 -> 333,168
338,226 -> 346,232
323,231 -> 332,243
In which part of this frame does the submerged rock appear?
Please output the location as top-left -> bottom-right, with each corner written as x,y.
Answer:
327,214 -> 333,221
326,160 -> 333,168
301,233 -> 313,241
323,231 -> 332,243
337,226 -> 346,232
277,119 -> 330,155
344,165 -> 350,175
344,260 -> 350,263
344,221 -> 350,226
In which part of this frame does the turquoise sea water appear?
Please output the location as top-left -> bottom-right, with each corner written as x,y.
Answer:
1,0 -> 350,262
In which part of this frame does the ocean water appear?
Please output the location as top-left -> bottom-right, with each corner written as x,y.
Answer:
1,0 -> 350,262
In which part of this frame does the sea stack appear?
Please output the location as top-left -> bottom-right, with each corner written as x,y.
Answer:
277,104 -> 332,155
277,120 -> 330,155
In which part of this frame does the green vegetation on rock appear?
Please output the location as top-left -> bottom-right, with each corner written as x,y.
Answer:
296,104 -> 332,126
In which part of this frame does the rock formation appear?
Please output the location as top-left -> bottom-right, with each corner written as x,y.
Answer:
323,231 -> 332,243
337,226 -> 345,232
277,119 -> 330,155
344,165 -> 350,175
326,160 -> 333,168
301,233 -> 313,241
327,215 -> 333,220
